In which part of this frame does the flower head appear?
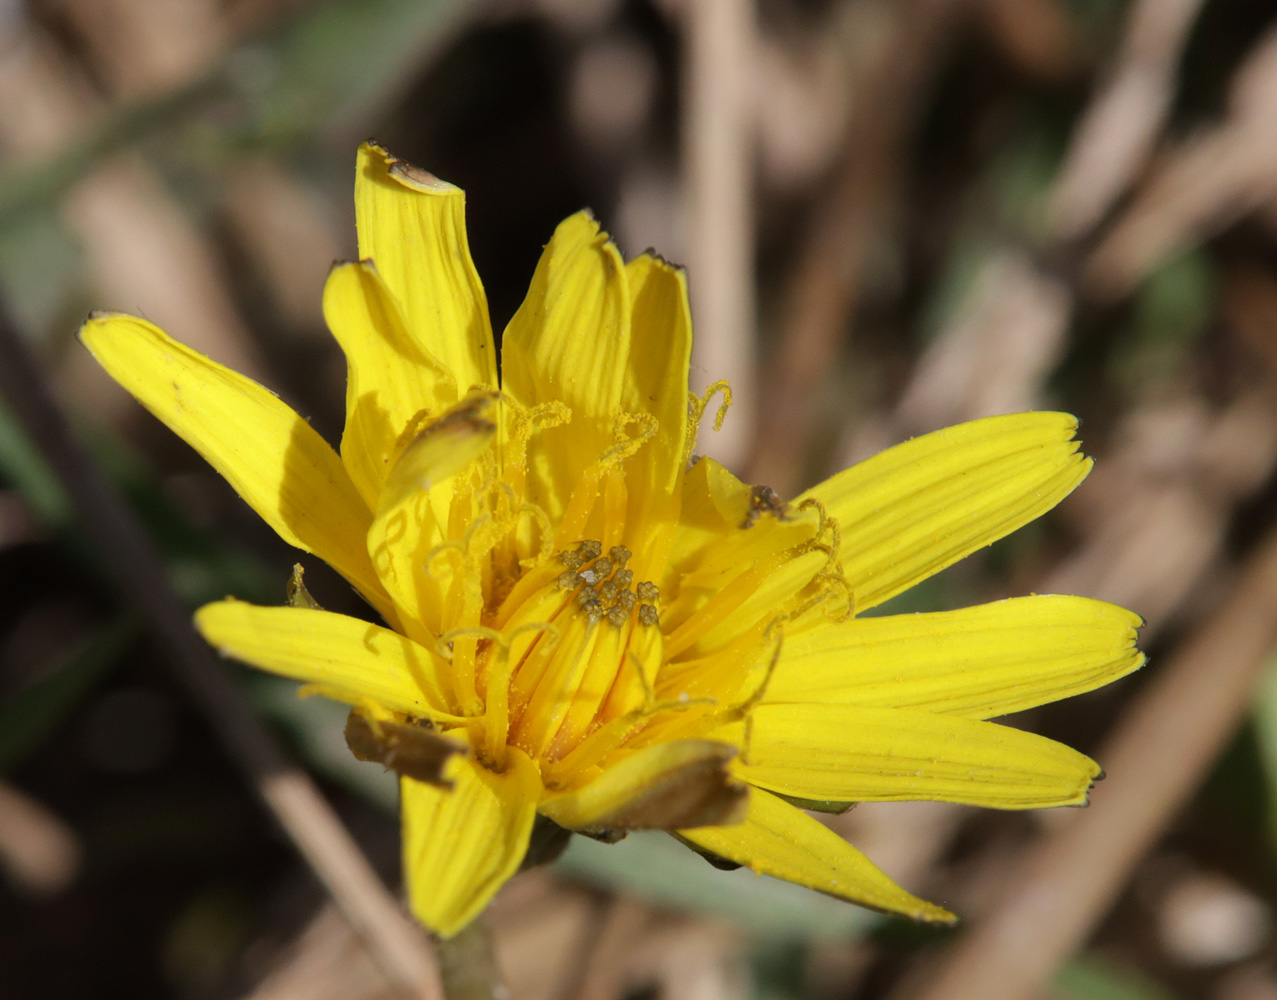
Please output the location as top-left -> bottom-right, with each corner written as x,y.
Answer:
81,142 -> 1143,937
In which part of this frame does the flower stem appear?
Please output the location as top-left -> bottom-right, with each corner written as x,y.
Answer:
435,915 -> 505,1000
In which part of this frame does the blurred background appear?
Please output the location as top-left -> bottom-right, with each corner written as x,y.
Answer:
3,0 -> 1277,997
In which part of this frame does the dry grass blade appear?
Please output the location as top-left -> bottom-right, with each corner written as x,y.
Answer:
1083,27 -> 1277,299
893,252 -> 1071,433
682,0 -> 758,468
1046,0 -> 1208,242
560,896 -> 657,1000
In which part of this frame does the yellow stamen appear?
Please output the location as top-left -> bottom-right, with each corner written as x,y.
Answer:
683,380 -> 732,466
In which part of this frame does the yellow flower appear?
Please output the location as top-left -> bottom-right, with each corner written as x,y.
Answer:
81,142 -> 1143,938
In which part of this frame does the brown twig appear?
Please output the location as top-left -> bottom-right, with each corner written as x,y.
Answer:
901,522 -> 1277,1000
0,297 -> 441,998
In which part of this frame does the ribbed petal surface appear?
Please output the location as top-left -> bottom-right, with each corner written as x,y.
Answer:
766,595 -> 1144,718
323,260 -> 456,507
501,212 -> 630,521
402,748 -> 541,938
679,787 -> 954,923
354,142 -> 496,396
195,601 -> 454,719
801,412 -> 1091,611
726,704 -> 1100,809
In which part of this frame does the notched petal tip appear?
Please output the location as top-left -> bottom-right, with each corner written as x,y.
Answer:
555,208 -> 617,251
78,309 -> 141,346
637,248 -> 688,272
913,901 -> 960,926
830,886 -> 957,926
1069,757 -> 1105,807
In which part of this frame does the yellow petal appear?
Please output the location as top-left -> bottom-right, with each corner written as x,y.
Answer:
802,412 -> 1091,611
80,312 -> 389,616
323,260 -> 457,507
541,740 -> 747,832
355,143 -> 496,394
195,600 -> 456,719
728,704 -> 1100,809
402,747 -> 541,937
501,212 -> 630,519
679,787 -> 954,923
622,255 -> 693,510
767,595 -> 1144,718
668,457 -> 756,570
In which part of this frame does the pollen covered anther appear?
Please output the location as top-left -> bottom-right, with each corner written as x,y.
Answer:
743,484 -> 791,528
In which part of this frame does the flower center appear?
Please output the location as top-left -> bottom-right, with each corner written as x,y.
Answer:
385,389 -> 852,787
492,539 -> 663,765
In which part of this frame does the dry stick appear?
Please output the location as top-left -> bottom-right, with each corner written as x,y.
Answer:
903,525 -> 1277,1000
682,0 -> 757,470
0,301 -> 441,1000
